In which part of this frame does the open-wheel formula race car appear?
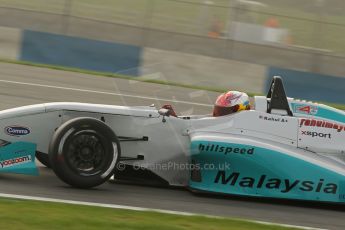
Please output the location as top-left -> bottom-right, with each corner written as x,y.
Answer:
0,76 -> 344,204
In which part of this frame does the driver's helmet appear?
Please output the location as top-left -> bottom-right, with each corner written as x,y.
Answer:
213,91 -> 250,117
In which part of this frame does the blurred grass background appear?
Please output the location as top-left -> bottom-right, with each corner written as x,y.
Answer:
0,198 -> 301,230
0,0 -> 344,53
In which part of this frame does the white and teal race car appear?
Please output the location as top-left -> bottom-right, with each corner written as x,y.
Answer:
0,76 -> 344,204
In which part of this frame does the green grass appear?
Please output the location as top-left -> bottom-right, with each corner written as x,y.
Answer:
326,103 -> 345,110
1,0 -> 345,53
0,198 -> 301,230
254,6 -> 345,53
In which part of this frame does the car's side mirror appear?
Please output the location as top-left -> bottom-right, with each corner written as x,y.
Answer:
158,108 -> 171,117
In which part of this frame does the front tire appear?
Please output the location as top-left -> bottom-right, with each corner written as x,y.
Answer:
49,117 -> 120,188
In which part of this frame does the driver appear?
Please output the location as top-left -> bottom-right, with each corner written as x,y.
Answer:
213,91 -> 250,117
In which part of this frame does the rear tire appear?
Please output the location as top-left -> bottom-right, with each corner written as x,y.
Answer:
49,117 -> 120,188
36,151 -> 51,168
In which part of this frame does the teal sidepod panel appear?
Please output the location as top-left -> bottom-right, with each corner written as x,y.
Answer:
0,142 -> 38,176
190,140 -> 345,203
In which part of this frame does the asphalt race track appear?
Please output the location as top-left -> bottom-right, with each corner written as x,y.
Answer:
0,63 -> 344,230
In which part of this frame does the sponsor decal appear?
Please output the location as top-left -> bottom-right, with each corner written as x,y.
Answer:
339,194 -> 345,200
214,171 -> 337,194
300,119 -> 345,132
259,115 -> 288,123
198,143 -> 254,155
301,131 -> 331,139
0,155 -> 32,168
294,105 -> 318,115
4,126 -> 30,136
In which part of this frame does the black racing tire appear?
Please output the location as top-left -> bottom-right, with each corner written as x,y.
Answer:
36,151 -> 51,168
49,117 -> 120,189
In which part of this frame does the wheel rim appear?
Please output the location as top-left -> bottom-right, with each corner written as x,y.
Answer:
64,130 -> 110,176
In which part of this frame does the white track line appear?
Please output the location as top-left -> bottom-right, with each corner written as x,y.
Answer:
0,79 -> 212,107
0,193 -> 327,230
